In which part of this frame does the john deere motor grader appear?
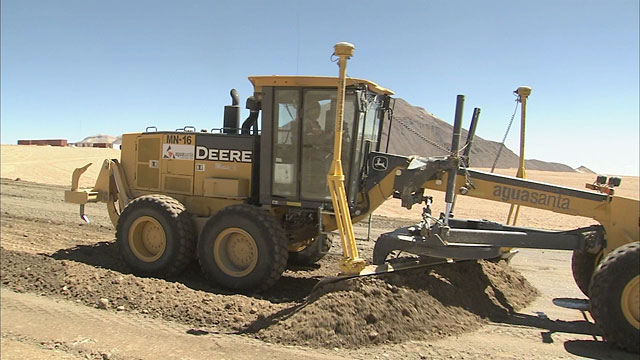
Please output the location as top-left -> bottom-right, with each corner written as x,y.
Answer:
65,42 -> 638,352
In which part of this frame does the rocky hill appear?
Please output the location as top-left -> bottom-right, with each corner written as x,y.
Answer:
381,98 -> 575,172
575,165 -> 596,174
76,134 -> 121,144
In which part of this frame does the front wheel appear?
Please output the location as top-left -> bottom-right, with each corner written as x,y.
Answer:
589,242 -> 639,353
197,205 -> 288,292
571,249 -> 603,297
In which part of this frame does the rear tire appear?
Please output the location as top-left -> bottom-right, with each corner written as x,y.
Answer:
288,234 -> 333,266
589,242 -> 640,353
116,195 -> 195,277
197,205 -> 288,292
571,249 -> 603,297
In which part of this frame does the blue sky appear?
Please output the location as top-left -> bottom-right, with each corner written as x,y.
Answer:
2,0 -> 638,175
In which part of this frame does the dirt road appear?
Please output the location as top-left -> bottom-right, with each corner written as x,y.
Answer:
0,178 -> 636,359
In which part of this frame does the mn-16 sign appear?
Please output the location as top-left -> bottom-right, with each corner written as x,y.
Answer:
162,133 -> 254,163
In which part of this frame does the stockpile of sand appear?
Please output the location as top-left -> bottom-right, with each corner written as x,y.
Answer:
254,260 -> 538,348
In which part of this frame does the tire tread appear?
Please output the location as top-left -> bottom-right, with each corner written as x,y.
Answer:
116,194 -> 194,277
197,204 -> 288,292
589,242 -> 640,353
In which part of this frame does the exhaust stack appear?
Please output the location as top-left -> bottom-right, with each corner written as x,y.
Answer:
223,89 -> 240,134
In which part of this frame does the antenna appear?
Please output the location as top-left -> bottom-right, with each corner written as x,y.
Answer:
296,3 -> 300,74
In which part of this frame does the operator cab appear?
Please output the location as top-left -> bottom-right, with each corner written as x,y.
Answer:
251,76 -> 394,210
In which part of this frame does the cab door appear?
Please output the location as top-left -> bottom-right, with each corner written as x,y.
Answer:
271,89 -> 300,199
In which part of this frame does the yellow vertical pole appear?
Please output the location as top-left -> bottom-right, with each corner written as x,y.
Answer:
506,86 -> 532,225
327,42 -> 366,274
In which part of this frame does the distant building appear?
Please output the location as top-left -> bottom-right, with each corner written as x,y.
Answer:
18,139 -> 68,146
71,142 -> 114,148
72,142 -> 93,148
91,143 -> 113,148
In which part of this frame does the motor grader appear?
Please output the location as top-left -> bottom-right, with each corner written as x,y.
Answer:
65,42 -> 639,353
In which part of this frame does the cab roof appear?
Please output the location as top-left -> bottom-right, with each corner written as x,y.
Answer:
248,75 -> 394,96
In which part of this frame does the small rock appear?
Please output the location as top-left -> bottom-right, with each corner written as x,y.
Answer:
62,286 -> 68,291
97,298 -> 110,309
116,306 -> 125,311
368,331 -> 379,340
365,313 -> 377,324
23,234 -> 28,237
249,307 -> 258,314
142,309 -> 149,314
101,353 -> 112,360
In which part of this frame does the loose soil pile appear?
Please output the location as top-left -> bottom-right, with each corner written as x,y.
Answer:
254,260 -> 538,348
0,248 -> 283,334
1,247 -> 537,349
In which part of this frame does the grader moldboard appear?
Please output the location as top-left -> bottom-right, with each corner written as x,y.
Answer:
65,42 -> 639,352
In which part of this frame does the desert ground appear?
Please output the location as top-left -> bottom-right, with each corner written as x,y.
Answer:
1,145 -> 638,359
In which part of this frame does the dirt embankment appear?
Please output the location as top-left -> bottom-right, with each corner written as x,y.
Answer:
0,177 -> 540,349
0,177 -> 538,350
255,261 -> 537,348
0,242 -> 537,349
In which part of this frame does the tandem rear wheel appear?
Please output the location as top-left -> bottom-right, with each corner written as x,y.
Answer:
116,194 -> 195,278
197,204 -> 288,293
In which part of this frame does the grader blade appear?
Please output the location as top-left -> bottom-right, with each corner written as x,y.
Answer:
311,259 -> 449,291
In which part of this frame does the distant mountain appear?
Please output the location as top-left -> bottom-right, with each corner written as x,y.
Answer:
380,98 -> 576,172
74,134 -> 123,145
575,165 -> 596,174
76,134 -> 120,144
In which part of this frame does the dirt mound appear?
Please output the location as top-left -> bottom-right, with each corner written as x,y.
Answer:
1,247 -> 538,349
0,248 -> 285,334
254,261 -> 538,348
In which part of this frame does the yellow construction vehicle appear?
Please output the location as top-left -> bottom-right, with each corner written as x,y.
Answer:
65,42 -> 638,353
